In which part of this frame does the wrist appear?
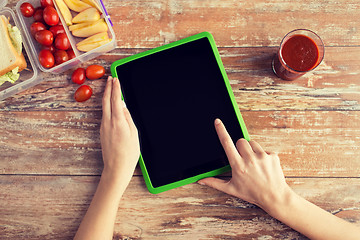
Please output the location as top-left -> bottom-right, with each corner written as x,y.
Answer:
261,186 -> 297,219
101,166 -> 133,189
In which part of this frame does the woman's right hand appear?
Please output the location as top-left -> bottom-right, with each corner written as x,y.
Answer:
198,118 -> 293,213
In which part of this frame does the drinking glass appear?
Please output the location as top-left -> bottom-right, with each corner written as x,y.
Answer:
272,29 -> 325,80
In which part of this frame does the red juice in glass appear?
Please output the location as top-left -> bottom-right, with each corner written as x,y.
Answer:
272,29 -> 324,80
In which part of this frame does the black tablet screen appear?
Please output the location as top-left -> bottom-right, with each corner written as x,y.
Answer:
115,37 -> 244,188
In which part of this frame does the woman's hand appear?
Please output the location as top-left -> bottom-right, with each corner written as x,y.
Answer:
75,76 -> 140,240
198,119 -> 360,240
100,76 -> 140,182
198,118 -> 292,213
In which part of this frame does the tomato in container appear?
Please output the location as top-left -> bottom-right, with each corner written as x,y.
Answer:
20,2 -> 35,17
0,0 -> 116,101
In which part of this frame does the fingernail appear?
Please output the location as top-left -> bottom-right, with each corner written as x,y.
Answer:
215,118 -> 221,125
108,76 -> 112,81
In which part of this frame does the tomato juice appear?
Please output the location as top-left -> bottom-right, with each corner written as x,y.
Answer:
272,29 -> 324,80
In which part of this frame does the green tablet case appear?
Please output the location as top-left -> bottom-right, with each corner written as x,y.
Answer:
111,32 -> 250,194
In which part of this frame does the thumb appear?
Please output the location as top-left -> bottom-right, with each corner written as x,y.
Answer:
198,177 -> 229,192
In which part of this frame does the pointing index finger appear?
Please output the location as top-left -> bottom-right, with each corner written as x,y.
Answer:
214,119 -> 242,168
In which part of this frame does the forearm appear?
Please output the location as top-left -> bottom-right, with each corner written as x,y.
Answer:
266,189 -> 360,240
74,169 -> 130,240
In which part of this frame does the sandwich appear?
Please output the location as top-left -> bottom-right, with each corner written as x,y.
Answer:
0,15 -> 27,86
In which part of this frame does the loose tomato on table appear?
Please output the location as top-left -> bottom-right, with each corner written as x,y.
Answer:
43,6 -> 59,26
74,85 -> 92,102
86,65 -> 105,80
20,2 -> 35,17
35,30 -> 53,46
54,33 -> 70,50
39,49 -> 55,68
72,68 -> 86,85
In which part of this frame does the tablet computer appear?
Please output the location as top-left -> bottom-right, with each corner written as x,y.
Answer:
110,32 -> 250,194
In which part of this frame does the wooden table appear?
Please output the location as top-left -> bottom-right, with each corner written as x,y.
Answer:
1,0 -> 360,239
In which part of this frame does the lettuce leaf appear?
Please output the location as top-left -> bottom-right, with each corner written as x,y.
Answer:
0,67 -> 20,86
7,24 -> 22,54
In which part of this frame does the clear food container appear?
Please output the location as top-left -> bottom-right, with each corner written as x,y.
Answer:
0,0 -> 116,101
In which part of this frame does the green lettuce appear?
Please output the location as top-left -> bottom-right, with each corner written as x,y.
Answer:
7,24 -> 22,54
0,67 -> 19,86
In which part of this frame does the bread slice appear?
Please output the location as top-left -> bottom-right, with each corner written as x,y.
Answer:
0,15 -> 27,77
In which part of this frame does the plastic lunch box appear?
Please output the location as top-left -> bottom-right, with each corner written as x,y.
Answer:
0,0 -> 116,101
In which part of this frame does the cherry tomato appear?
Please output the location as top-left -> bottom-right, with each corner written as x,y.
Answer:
67,49 -> 76,59
35,30 -> 53,46
43,6 -> 59,26
72,68 -> 86,85
54,50 -> 69,65
86,65 -> 105,80
49,25 -> 65,37
33,8 -> 44,23
39,49 -> 55,68
40,0 -> 54,8
41,44 -> 55,53
20,2 -> 35,17
54,33 -> 70,50
74,85 -> 92,102
30,22 -> 46,36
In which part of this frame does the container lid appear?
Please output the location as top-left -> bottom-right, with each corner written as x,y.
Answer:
0,0 -> 8,9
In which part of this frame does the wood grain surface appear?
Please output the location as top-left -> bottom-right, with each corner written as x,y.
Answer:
1,176 -> 359,239
1,47 -> 359,112
1,0 -> 360,239
1,110 -> 360,177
